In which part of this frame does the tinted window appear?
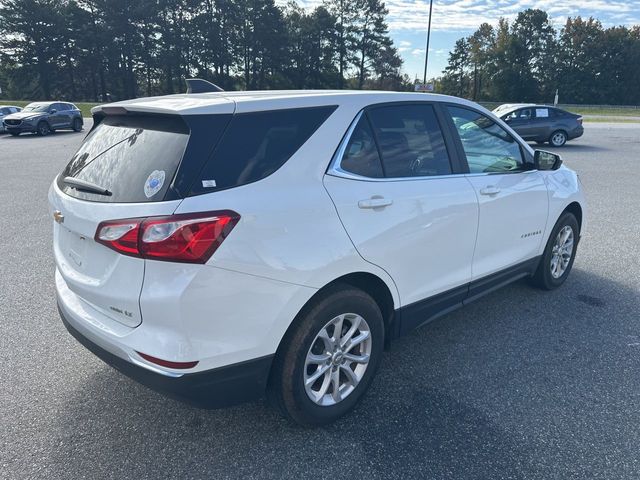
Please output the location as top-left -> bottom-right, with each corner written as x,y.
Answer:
191,106 -> 336,195
56,103 -> 69,111
59,115 -> 190,202
448,106 -> 524,174
0,108 -> 9,115
505,108 -> 532,121
367,104 -> 452,177
339,115 -> 384,178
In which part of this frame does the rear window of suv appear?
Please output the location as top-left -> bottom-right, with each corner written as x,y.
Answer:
189,106 -> 336,195
58,106 -> 335,203
59,115 -> 193,203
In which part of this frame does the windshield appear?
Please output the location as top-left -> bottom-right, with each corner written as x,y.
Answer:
23,103 -> 50,112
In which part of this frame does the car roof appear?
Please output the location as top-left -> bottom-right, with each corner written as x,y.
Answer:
92,90 -> 491,116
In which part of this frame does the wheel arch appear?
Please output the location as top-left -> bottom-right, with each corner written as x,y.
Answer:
272,272 -> 398,365
563,201 -> 583,233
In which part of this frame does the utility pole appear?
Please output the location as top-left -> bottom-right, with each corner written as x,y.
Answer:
422,0 -> 434,84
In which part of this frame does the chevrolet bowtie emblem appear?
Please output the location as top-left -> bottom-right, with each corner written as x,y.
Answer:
53,210 -> 64,224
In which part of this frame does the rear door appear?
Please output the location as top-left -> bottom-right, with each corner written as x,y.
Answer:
504,108 -> 536,139
531,107 -> 554,140
50,112 -> 231,327
445,105 -> 549,281
324,103 -> 479,320
59,103 -> 74,127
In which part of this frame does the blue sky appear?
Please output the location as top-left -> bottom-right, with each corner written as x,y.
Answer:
283,0 -> 640,80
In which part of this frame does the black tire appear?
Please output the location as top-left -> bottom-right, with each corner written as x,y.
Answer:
36,121 -> 50,136
549,130 -> 567,147
9,132 -> 20,137
72,117 -> 82,132
267,284 -> 384,426
530,212 -> 579,290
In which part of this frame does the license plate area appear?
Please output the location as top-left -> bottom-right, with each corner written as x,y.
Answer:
60,226 -> 88,269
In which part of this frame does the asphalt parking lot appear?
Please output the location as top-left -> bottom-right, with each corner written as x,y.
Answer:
1,121 -> 639,480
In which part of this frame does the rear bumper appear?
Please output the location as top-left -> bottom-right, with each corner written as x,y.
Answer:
58,303 -> 274,408
569,126 -> 584,140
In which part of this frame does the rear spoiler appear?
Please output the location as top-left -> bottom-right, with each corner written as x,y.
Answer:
89,78 -> 226,127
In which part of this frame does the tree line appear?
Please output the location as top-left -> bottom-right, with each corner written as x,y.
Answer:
0,0 -> 408,101
438,9 -> 640,105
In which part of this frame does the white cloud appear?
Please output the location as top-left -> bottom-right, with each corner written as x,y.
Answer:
384,0 -> 640,32
279,0 -> 640,33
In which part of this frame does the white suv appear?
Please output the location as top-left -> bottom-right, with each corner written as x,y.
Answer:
50,90 -> 585,426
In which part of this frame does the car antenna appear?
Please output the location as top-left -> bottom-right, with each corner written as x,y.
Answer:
185,78 -> 224,94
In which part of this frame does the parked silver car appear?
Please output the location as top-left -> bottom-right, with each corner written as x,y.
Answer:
0,105 -> 22,133
493,104 -> 584,147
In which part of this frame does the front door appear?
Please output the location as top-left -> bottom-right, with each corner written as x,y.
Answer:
49,103 -> 67,128
445,105 -> 549,281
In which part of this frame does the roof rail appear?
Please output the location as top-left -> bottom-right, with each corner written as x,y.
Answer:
185,78 -> 224,94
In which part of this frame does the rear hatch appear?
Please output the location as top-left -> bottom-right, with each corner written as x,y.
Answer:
50,108 -> 233,327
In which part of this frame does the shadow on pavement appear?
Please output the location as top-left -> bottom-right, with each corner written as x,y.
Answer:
531,143 -> 610,153
50,267 -> 640,479
0,130 -> 84,140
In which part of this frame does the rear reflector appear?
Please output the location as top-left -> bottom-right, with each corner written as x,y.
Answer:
95,210 -> 239,263
136,351 -> 199,369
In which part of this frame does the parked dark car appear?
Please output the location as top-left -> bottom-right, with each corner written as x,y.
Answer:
0,105 -> 22,133
493,104 -> 583,147
2,101 -> 83,136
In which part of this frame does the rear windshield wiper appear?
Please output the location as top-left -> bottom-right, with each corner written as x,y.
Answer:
63,177 -> 112,196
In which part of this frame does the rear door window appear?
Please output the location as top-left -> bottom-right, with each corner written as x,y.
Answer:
59,115 -> 191,202
190,106 -> 336,195
535,108 -> 550,119
339,115 -> 384,178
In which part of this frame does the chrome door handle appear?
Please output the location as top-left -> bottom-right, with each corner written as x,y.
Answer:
358,196 -> 393,209
479,186 -> 501,196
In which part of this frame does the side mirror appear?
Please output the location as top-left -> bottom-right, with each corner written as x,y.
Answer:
49,109 -> 57,114
534,150 -> 562,171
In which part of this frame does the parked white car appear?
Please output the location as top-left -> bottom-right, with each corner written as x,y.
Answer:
50,89 -> 586,426
0,105 -> 22,132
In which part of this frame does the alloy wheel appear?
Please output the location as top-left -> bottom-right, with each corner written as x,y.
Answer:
38,123 -> 50,136
303,313 -> 372,406
550,225 -> 574,279
551,132 -> 566,146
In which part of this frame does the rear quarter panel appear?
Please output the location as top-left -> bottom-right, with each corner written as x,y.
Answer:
173,101 -> 401,301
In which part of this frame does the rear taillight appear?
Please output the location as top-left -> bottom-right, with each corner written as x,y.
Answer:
95,210 -> 239,263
